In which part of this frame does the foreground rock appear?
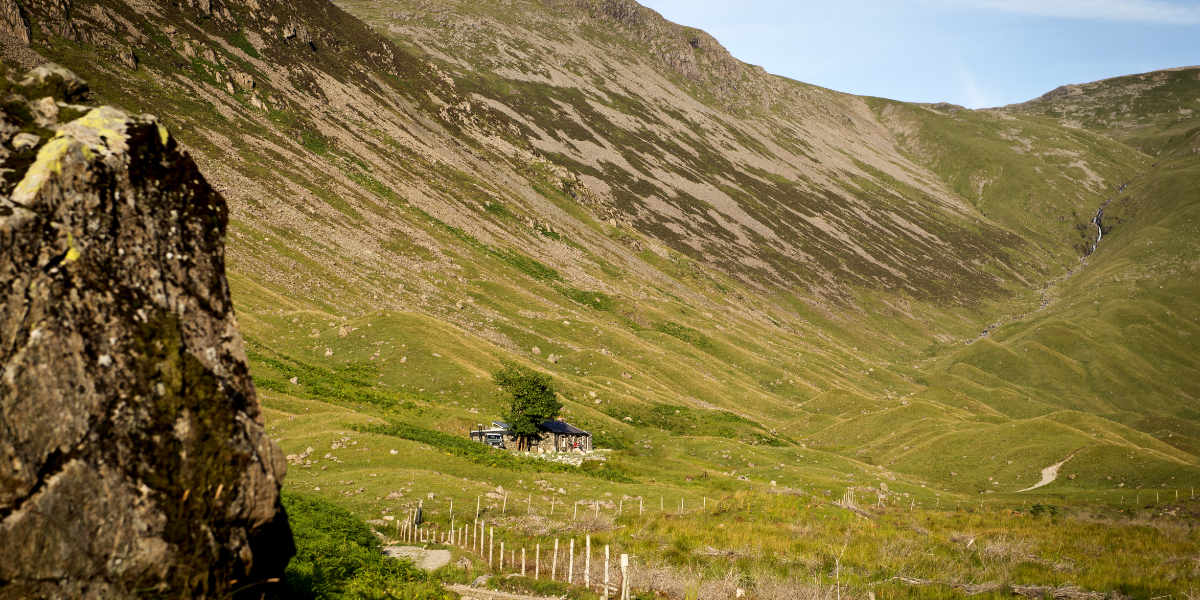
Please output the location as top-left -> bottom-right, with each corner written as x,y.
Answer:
0,64 -> 293,598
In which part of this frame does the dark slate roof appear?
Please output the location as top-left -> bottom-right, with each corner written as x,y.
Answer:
539,420 -> 589,435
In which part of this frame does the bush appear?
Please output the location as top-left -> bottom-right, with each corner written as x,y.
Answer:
1029,504 -> 1059,517
282,492 -> 446,599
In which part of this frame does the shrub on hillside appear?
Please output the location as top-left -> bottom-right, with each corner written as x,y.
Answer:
283,492 -> 455,599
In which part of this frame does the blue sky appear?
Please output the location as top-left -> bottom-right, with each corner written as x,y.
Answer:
637,0 -> 1200,108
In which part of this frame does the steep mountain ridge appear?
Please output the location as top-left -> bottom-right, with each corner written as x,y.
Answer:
1,0 -> 1195,531
346,0 -> 1145,301
1007,66 -> 1200,165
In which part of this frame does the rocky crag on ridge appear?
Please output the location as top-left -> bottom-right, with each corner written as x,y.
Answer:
0,64 -> 292,599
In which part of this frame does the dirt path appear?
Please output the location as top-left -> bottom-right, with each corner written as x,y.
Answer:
445,584 -> 562,600
1017,451 -> 1079,492
383,545 -> 451,571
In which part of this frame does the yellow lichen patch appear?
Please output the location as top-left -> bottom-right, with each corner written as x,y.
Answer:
157,123 -> 170,147
67,106 -> 132,151
12,137 -> 73,205
11,106 -> 135,206
65,231 -> 81,263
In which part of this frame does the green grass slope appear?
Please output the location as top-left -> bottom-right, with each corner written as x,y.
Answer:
4,0 -> 1199,596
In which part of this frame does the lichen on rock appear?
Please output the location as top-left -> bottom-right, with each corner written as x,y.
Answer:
0,64 -> 292,599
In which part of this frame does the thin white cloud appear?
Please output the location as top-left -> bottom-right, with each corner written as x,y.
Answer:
952,0 -> 1200,24
956,66 -> 994,108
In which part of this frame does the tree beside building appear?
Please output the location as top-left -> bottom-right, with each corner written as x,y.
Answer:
493,362 -> 562,451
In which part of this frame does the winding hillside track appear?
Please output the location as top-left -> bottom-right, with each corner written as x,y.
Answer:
1017,450 -> 1080,492
383,546 -> 452,571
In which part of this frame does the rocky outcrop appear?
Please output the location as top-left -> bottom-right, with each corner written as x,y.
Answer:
570,0 -> 772,110
0,65 -> 292,599
0,0 -> 31,43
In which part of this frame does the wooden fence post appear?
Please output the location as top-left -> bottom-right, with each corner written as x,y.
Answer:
573,502 -> 578,521
500,541 -> 505,571
535,543 -> 541,579
503,493 -> 508,515
552,538 -> 559,580
620,553 -> 629,600
489,527 -> 494,568
639,496 -> 643,515
603,544 -> 610,600
585,535 -> 591,589
522,547 -> 526,576
594,501 -> 599,520
569,538 -> 575,584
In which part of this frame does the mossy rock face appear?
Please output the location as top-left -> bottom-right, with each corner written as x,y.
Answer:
0,66 -> 292,599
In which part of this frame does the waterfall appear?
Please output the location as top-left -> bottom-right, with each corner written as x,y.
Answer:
1086,182 -> 1125,256
1090,206 -> 1104,254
